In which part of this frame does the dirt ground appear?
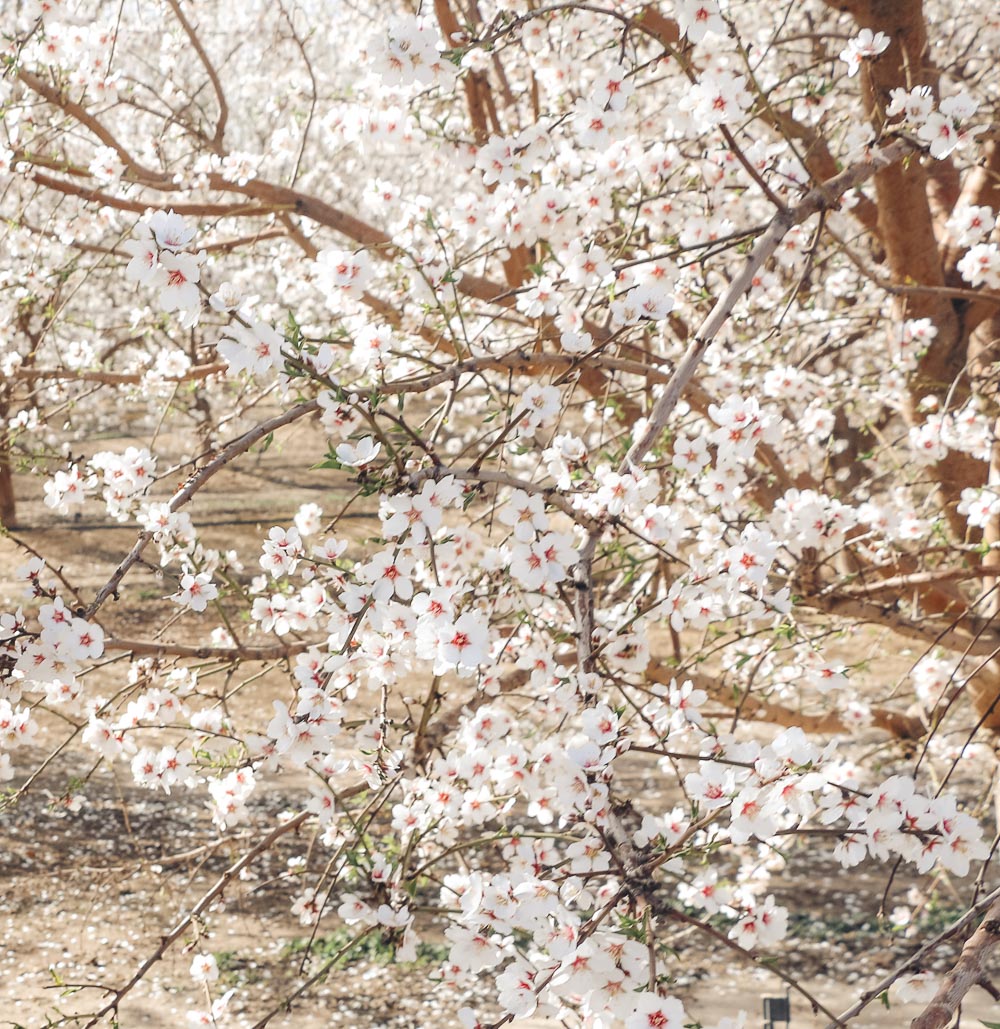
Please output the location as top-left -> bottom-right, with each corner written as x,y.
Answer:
5,757 -> 996,1029
2,420 -> 998,1028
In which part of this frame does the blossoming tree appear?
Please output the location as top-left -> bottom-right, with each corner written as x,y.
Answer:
2,0 -> 1000,1025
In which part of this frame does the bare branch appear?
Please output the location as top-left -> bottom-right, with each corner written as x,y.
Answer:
104,635 -> 316,660
823,885 -> 1000,1028
164,0 -> 230,151
82,811 -> 311,1026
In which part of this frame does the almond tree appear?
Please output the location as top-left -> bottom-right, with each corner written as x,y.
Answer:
1,0 -> 999,1025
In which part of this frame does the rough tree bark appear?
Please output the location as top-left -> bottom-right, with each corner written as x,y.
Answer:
910,898 -> 1000,1029
828,0 -> 1000,727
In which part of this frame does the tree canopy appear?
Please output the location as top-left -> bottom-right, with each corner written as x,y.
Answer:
2,1 -> 1000,1025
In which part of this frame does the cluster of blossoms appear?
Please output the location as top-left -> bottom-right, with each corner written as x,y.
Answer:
839,28 -> 891,76
44,446 -> 155,520
314,248 -> 375,306
1,585 -> 105,780
953,204 -> 1000,289
123,210 -> 205,327
886,85 -> 983,159
124,208 -> 292,378
192,149 -> 262,186
820,775 -> 989,875
18,5 -> 120,101
364,15 -> 456,90
476,125 -> 552,187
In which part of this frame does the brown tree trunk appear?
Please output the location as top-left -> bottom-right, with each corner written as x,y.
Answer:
826,0 -> 1000,729
0,432 -> 15,529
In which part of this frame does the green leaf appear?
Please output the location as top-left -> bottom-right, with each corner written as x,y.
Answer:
314,451 -> 345,471
285,309 -> 303,347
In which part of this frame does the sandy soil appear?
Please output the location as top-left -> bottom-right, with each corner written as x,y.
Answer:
6,757 -> 995,1029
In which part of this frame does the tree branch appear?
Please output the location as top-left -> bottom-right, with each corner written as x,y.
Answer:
164,0 -> 229,151
84,399 -> 318,619
911,897 -> 1000,1029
